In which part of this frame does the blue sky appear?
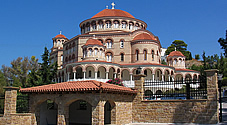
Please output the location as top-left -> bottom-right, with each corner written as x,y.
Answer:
0,0 -> 226,67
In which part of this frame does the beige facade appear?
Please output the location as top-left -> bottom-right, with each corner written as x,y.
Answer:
49,7 -> 200,85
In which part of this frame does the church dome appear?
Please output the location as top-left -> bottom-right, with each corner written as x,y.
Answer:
168,51 -> 185,57
55,34 -> 66,39
84,39 -> 103,46
133,33 -> 156,41
91,9 -> 135,19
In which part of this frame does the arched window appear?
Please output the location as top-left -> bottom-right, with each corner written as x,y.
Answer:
144,50 -> 147,60
106,21 -> 111,28
136,50 -> 139,61
89,48 -> 92,56
144,70 -> 147,76
106,39 -> 113,48
129,22 -> 133,30
98,21 -> 103,29
120,40 -> 124,48
122,21 -> 126,29
152,50 -> 154,61
113,20 -> 119,28
106,52 -> 113,62
89,70 -> 92,77
94,48 -> 98,56
120,53 -> 124,61
97,71 -> 100,78
92,22 -> 96,30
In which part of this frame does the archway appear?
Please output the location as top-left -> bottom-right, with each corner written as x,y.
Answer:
185,74 -> 192,81
69,100 -> 92,125
76,67 -> 83,79
121,69 -> 130,81
104,101 -> 116,124
144,69 -> 152,80
175,74 -> 183,81
39,100 -> 58,125
155,69 -> 162,81
86,66 -> 95,79
97,66 -> 106,79
108,67 -> 115,79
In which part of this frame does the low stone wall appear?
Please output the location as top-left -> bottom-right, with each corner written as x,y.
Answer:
132,70 -> 219,124
0,113 -> 35,125
132,99 -> 217,124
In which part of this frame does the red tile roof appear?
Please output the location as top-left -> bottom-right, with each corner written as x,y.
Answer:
55,34 -> 67,39
19,80 -> 137,94
91,9 -> 135,19
133,33 -> 156,41
168,51 -> 185,57
84,39 -> 103,46
175,68 -> 199,72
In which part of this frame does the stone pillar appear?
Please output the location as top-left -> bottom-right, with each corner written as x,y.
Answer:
114,73 -> 117,79
4,87 -> 19,115
95,71 -> 97,79
133,74 -> 146,101
130,73 -> 133,82
204,69 -> 219,123
92,101 -> 105,125
152,74 -> 155,81
106,72 -> 109,80
57,102 -> 66,125
73,72 -> 76,80
83,72 -> 86,80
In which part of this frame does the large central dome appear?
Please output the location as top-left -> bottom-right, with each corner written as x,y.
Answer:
91,9 -> 135,19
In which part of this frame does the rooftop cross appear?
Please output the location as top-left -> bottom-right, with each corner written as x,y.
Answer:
106,5 -> 108,9
111,2 -> 115,9
60,30 -> 62,34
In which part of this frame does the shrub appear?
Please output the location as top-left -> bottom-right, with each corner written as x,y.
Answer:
106,78 -> 124,86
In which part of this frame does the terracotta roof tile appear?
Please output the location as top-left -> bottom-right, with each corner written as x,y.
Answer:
84,39 -> 103,46
168,51 -> 185,57
175,68 -> 199,73
92,9 -> 135,19
55,34 -> 67,39
19,80 -> 137,94
133,33 -> 156,41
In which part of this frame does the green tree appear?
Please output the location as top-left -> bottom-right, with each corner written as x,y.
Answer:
165,40 -> 192,60
39,47 -> 58,85
0,71 -> 7,95
195,54 -> 200,60
27,56 -> 41,87
218,37 -> 227,58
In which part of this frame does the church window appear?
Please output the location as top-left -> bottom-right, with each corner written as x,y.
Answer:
114,20 -> 119,28
106,21 -> 111,28
144,50 -> 147,60
89,48 -> 92,56
152,50 -> 154,61
99,23 -> 103,29
122,21 -> 126,29
120,53 -> 124,61
94,48 -> 98,55
136,50 -> 139,61
129,23 -> 133,30
120,40 -> 124,48
89,70 -> 91,77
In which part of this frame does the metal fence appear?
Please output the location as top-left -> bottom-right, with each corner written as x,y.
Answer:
0,95 -> 4,114
16,94 -> 29,113
143,79 -> 207,100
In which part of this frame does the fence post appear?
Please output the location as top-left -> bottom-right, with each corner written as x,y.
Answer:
133,74 -> 146,101
204,69 -> 219,122
3,87 -> 19,115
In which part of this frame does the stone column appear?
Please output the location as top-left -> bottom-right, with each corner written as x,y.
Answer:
106,72 -> 109,80
4,87 -> 19,115
95,71 -> 98,80
73,72 -> 76,81
114,73 -> 117,79
130,73 -> 133,82
204,69 -> 219,123
152,74 -> 155,81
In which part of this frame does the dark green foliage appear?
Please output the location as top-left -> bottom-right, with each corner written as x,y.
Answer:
195,54 -> 200,60
38,47 -> 58,85
165,40 -> 192,60
0,71 -> 7,95
161,60 -> 167,65
222,77 -> 227,86
218,37 -> 227,58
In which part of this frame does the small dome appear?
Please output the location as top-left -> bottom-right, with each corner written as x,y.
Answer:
133,33 -> 156,41
168,51 -> 185,57
91,9 -> 135,19
55,34 -> 66,39
85,39 -> 103,46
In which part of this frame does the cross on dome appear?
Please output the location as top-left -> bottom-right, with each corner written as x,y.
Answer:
60,30 -> 62,34
106,5 -> 108,9
111,2 -> 115,9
